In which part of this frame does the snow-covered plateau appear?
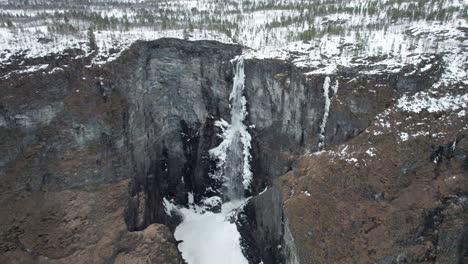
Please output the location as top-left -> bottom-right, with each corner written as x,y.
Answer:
1,1 -> 466,121
1,0 -> 467,82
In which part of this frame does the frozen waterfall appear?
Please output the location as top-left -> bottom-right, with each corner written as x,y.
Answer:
318,76 -> 338,151
210,56 -> 252,201
168,56 -> 251,264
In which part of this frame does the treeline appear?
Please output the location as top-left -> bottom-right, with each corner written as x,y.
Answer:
0,0 -> 465,41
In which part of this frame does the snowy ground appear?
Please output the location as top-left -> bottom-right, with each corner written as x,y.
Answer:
1,0 -> 467,78
166,199 -> 249,264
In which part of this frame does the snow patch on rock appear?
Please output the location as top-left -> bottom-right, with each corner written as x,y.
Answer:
397,92 -> 468,114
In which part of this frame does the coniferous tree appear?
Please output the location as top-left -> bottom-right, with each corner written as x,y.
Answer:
87,27 -> 98,51
183,29 -> 190,40
6,20 -> 14,28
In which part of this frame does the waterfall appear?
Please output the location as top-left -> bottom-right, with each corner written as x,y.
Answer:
318,76 -> 338,151
169,56 -> 251,264
210,56 -> 252,201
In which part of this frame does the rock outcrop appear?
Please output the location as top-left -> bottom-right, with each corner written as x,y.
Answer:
276,120 -> 467,263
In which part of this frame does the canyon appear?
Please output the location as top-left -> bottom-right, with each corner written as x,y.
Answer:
0,39 -> 466,263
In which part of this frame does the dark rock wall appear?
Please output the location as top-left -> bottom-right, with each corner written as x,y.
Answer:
244,58 -> 442,192
244,59 -> 322,193
238,187 -> 285,264
114,40 -> 241,230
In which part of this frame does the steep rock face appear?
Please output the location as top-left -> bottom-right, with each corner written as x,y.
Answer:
237,187 -> 287,264
240,56 -> 465,264
243,57 -> 440,191
115,40 -> 242,230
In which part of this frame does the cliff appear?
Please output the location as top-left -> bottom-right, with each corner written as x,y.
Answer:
0,39 -> 466,263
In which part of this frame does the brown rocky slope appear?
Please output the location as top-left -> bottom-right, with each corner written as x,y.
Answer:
275,90 -> 467,263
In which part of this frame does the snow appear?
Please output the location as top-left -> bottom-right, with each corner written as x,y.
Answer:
397,92 -> 468,114
163,197 -> 178,217
451,141 -> 457,152
420,64 -> 432,72
0,27 -> 232,67
173,201 -> 248,264
0,63 -> 49,79
366,148 -> 377,157
317,76 -> 339,150
209,56 -> 252,195
258,186 -> 269,195
0,0 -> 466,89
170,55 -> 253,264
202,196 -> 222,208
188,192 -> 194,204
318,76 -> 331,150
400,132 -> 409,142
165,197 -> 249,264
374,130 -> 383,136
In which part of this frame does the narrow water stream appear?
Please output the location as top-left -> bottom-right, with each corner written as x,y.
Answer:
166,56 -> 252,264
